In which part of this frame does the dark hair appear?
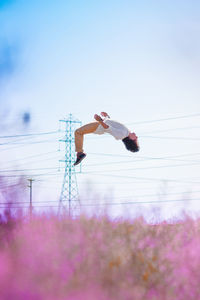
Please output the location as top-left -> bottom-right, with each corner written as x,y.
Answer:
122,137 -> 140,152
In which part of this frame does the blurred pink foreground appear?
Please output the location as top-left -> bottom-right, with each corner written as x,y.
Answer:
0,214 -> 199,300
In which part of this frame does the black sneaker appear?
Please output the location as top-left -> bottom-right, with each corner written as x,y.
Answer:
74,153 -> 86,166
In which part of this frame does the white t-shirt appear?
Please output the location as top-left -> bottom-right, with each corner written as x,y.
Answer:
94,119 -> 130,140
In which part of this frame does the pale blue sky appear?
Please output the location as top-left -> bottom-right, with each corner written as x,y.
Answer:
0,0 -> 200,219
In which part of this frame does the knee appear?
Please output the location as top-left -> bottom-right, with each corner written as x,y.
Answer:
75,128 -> 82,136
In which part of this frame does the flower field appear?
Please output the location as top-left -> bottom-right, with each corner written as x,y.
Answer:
0,212 -> 200,299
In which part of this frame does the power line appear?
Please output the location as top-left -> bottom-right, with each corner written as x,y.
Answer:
0,138 -> 57,146
139,152 -> 200,160
1,167 -> 197,183
0,151 -> 60,167
2,155 -> 60,169
0,200 -> 60,205
0,140 -> 57,153
80,197 -> 200,206
141,135 -> 200,141
86,116 -> 200,140
1,197 -> 200,209
84,157 -> 200,168
1,188 -> 198,205
0,167 -> 60,173
0,113 -> 196,142
0,205 -> 59,208
81,173 -> 200,184
0,130 -> 59,139
87,134 -> 200,141
140,125 -> 200,135
82,161 -> 200,173
0,135 -> 40,146
36,176 -> 200,187
0,183 -> 25,189
126,113 -> 200,125
111,189 -> 200,200
0,132 -> 59,146
84,151 -> 200,167
17,155 -> 60,167
88,151 -> 200,159
0,170 -> 82,179
0,171 -> 63,178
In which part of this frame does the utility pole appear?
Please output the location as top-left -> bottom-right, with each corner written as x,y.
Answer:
28,179 -> 34,218
59,114 -> 82,217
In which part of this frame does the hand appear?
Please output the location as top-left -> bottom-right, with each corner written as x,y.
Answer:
101,112 -> 110,118
94,114 -> 103,122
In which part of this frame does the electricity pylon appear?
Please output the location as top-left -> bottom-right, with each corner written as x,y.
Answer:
58,114 -> 82,216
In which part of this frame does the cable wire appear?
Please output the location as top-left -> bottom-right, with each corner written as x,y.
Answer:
126,113 -> 200,125
80,197 -> 200,206
81,172 -> 200,184
0,130 -> 59,139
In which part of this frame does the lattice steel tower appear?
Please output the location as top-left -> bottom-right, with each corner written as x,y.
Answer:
59,114 -> 82,216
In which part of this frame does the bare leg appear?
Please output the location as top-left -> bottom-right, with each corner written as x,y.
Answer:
74,122 -> 99,153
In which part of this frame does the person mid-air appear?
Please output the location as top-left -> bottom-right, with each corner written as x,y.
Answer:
74,112 -> 139,166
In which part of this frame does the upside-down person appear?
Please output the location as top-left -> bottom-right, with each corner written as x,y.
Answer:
74,112 -> 139,166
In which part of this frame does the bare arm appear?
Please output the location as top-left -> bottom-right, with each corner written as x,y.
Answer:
94,114 -> 109,129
